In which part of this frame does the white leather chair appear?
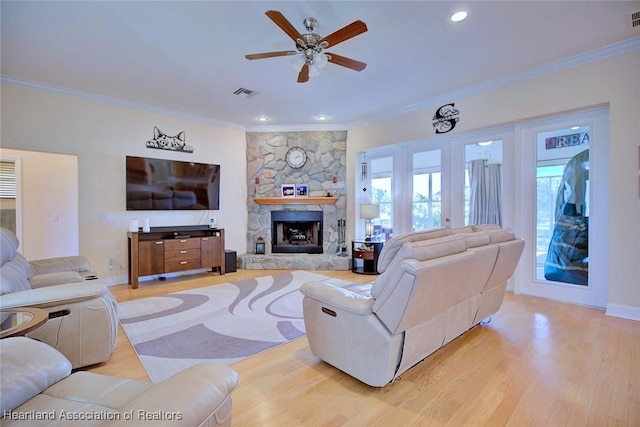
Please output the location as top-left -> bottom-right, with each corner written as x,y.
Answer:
0,227 -> 117,368
0,337 -> 240,426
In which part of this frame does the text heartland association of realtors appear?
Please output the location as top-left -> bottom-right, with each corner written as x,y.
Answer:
2,409 -> 183,421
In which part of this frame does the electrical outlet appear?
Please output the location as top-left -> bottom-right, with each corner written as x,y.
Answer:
108,258 -> 114,270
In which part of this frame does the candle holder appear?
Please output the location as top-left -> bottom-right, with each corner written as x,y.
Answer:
255,236 -> 265,255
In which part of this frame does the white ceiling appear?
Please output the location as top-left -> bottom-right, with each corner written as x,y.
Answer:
2,1 -> 639,130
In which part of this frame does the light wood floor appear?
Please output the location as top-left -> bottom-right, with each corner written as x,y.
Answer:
86,270 -> 640,426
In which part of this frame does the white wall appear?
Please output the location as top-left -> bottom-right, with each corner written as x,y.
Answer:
1,84 -> 247,284
2,50 -> 638,316
347,50 -> 640,318
0,148 -> 79,259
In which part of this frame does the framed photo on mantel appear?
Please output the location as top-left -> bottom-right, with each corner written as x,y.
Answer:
296,184 -> 308,197
281,184 -> 295,198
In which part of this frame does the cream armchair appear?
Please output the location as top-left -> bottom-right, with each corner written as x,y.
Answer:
301,226 -> 524,387
0,337 -> 240,426
0,227 -> 117,368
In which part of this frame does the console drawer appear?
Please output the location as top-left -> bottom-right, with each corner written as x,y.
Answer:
164,238 -> 200,251
165,257 -> 201,272
164,248 -> 201,263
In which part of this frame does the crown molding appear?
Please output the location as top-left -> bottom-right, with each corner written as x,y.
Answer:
0,75 -> 247,131
3,36 -> 638,132
244,123 -> 348,132
349,36 -> 640,129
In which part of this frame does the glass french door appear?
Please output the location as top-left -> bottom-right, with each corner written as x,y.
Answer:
516,109 -> 608,308
365,142 -> 451,237
412,149 -> 442,231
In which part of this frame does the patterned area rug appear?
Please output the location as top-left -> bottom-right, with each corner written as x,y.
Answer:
118,271 -> 350,382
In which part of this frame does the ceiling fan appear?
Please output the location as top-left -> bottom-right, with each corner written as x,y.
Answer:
245,10 -> 368,83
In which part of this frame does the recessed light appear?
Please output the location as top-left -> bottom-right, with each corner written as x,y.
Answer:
477,141 -> 493,146
316,115 -> 328,121
570,126 -> 580,130
451,11 -> 468,22
257,116 -> 269,122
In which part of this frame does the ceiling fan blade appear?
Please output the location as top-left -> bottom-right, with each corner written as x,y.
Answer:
265,10 -> 303,43
327,53 -> 367,71
297,64 -> 309,83
245,51 -> 297,60
319,20 -> 367,48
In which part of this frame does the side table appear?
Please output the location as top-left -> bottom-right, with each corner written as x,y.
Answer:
352,240 -> 385,275
0,307 -> 48,339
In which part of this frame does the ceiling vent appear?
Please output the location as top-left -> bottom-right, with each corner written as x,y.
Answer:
233,87 -> 255,98
630,11 -> 640,29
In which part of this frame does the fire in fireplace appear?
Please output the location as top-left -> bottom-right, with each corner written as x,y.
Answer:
271,210 -> 323,254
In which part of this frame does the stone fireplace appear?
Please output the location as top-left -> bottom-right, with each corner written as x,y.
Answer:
271,210 -> 323,254
240,130 -> 349,270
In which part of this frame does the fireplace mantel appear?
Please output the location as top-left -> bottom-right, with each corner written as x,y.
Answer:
254,196 -> 338,205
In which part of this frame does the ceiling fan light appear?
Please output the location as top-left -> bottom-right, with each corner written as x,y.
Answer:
315,52 -> 328,68
292,55 -> 306,72
309,63 -> 320,77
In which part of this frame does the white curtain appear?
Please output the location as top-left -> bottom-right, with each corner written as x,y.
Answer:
468,159 -> 502,226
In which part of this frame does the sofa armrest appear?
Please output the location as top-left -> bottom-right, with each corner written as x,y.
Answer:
28,271 -> 85,288
104,363 -> 240,427
300,281 -> 374,315
0,337 -> 72,413
0,281 -> 111,309
29,255 -> 92,275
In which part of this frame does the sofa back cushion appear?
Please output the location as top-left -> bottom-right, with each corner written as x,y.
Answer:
0,256 -> 33,295
1,227 -> 19,265
372,236 -> 473,334
0,228 -> 35,295
376,228 -> 453,273
372,234 -> 467,298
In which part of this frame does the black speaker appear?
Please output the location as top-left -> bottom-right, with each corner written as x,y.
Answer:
225,250 -> 237,273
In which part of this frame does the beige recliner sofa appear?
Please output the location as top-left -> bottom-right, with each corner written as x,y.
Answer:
301,225 -> 524,387
0,227 -> 117,368
0,337 -> 240,426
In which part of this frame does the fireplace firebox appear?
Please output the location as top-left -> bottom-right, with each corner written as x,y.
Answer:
271,210 -> 323,254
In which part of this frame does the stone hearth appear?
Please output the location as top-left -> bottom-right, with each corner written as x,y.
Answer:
238,253 -> 351,271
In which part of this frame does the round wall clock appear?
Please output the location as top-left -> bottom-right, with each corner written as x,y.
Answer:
286,147 -> 307,169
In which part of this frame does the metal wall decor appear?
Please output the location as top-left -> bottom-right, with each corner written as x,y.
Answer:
361,161 -> 368,193
146,126 -> 194,153
432,103 -> 460,134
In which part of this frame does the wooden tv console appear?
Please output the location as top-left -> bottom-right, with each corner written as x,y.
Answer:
127,225 -> 225,289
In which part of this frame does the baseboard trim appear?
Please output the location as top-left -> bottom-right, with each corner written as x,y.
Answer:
605,303 -> 640,321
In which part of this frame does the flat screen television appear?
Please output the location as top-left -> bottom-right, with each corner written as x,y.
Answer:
126,156 -> 220,210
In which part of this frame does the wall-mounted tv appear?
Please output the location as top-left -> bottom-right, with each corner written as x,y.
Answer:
126,156 -> 220,210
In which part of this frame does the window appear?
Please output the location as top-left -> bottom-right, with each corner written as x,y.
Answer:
535,126 -> 590,284
370,157 -> 392,237
0,160 -> 17,233
412,150 -> 441,231
412,172 -> 441,230
464,140 -> 503,226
